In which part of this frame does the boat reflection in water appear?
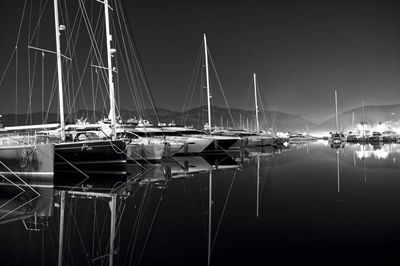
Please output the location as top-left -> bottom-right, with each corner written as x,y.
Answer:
0,148 -> 243,266
0,176 -> 54,231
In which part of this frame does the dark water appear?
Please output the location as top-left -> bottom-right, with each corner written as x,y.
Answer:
2,141 -> 400,265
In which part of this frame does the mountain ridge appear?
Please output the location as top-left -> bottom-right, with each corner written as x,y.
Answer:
2,103 -> 399,133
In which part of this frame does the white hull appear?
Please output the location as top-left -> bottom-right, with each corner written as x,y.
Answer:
0,143 -> 54,178
127,142 -> 165,161
243,135 -> 274,147
167,136 -> 214,154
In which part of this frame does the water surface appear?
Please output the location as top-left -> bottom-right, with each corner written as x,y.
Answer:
2,141 -> 400,265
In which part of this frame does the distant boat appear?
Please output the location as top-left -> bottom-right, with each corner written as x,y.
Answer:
355,100 -> 370,143
214,73 -> 275,147
289,132 -> 317,143
370,132 -> 383,143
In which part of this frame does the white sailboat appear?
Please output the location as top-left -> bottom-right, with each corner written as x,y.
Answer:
244,73 -> 274,146
329,90 -> 346,144
167,34 -> 239,151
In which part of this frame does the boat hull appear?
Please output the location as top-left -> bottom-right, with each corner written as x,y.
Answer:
126,143 -> 165,161
243,136 -> 274,147
171,137 -> 214,154
203,136 -> 240,151
54,140 -> 126,165
0,143 -> 54,179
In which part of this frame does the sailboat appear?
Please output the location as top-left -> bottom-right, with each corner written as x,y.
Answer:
357,100 -> 369,143
346,111 -> 358,143
130,124 -> 213,154
1,0 -> 127,170
243,73 -> 274,146
165,34 -> 240,151
329,90 -> 346,144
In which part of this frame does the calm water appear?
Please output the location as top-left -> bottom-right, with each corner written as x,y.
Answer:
2,141 -> 400,265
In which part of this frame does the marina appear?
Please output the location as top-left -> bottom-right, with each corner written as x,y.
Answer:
2,142 -> 400,265
0,0 -> 400,265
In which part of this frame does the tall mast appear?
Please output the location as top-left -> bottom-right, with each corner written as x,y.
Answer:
253,73 -> 259,132
57,191 -> 65,266
104,0 -> 116,139
207,170 -> 212,266
362,100 -> 365,137
109,194 -> 116,266
203,34 -> 211,133
335,90 -> 338,133
53,0 -> 65,141
352,111 -> 355,130
256,155 -> 260,218
336,150 -> 340,193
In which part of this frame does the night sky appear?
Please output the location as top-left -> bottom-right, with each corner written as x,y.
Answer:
0,0 -> 399,123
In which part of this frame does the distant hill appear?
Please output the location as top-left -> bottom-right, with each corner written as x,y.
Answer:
317,104 -> 400,132
2,104 -> 399,133
0,106 -> 316,132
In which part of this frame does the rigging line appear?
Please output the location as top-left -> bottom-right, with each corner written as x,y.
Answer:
96,198 -> 125,266
198,57 -> 205,129
257,83 -> 274,130
91,199 -> 97,261
183,43 -> 203,125
119,0 -> 162,124
63,3 -> 96,119
109,16 -> 122,119
181,43 -> 203,124
0,160 -> 40,196
0,174 -> 27,220
25,1 -> 33,125
187,53 -> 202,126
66,201 -> 92,266
28,0 -> 48,45
115,1 -> 148,117
0,49 -> 16,90
27,0 -> 44,121
13,0 -> 28,125
91,54 -> 96,121
113,2 -> 147,118
41,52 -> 44,122
44,69 -> 58,123
54,152 -> 91,191
15,48 -> 18,125
126,184 -> 150,265
110,8 -> 140,112
77,0 -> 109,94
211,170 -> 237,251
90,0 -> 96,122
28,0 -> 44,123
207,48 -> 237,129
62,9 -> 87,119
114,47 -> 121,118
15,0 -> 28,46
132,184 -> 154,262
65,48 -> 94,121
243,77 -> 253,116
114,200 -> 127,234
132,183 -> 154,262
83,1 -> 109,119
138,183 -> 166,265
198,171 -> 208,237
